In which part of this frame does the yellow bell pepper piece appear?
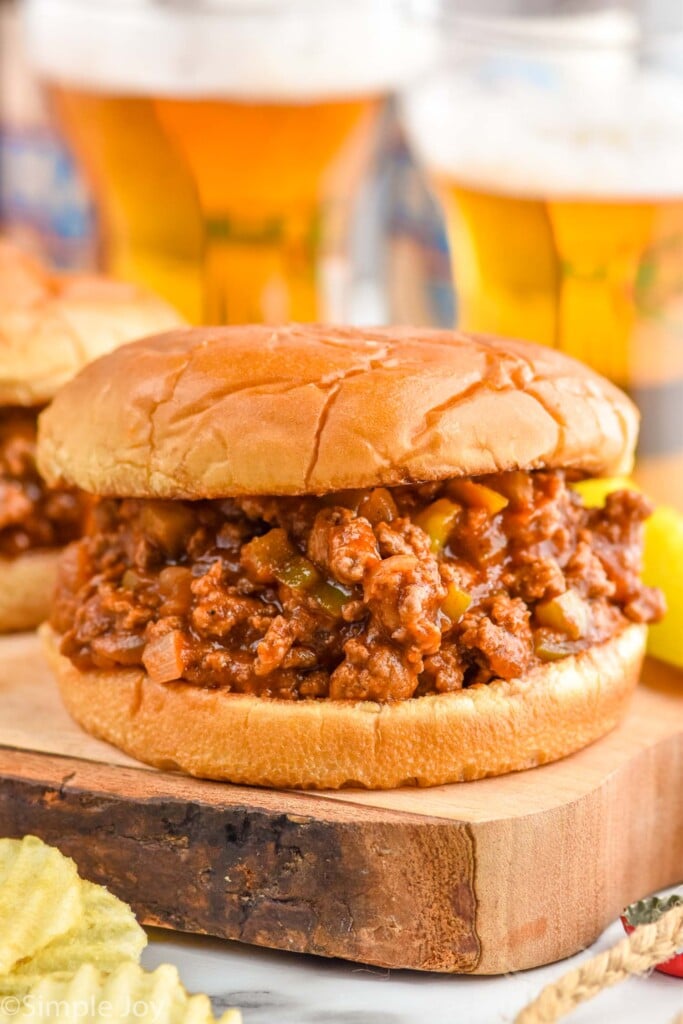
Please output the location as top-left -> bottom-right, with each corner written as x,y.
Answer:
448,480 -> 509,515
415,498 -> 461,554
571,476 -> 639,508
442,583 -> 472,623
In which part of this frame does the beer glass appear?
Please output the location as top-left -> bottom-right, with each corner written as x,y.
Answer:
403,1 -> 683,507
24,0 -> 428,323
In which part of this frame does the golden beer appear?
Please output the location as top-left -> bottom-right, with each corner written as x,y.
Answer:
50,88 -> 379,323
436,182 -> 683,504
26,0 -> 428,324
437,183 -> 683,378
154,95 -> 381,323
403,6 -> 683,507
49,90 -> 205,322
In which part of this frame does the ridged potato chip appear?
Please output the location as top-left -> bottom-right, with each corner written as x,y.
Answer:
0,837 -> 82,974
0,882 -> 146,995
0,963 -> 242,1024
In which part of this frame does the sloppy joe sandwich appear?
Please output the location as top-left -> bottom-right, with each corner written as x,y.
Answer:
0,242 -> 183,631
37,324 -> 664,788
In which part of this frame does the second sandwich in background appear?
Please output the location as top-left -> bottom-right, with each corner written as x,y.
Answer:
0,242 -> 184,632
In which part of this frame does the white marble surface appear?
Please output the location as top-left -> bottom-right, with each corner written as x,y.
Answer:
141,886 -> 683,1024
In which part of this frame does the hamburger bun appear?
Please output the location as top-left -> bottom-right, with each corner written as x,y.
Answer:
37,323 -> 638,498
0,241 -> 184,406
0,551 -> 61,633
42,622 -> 645,789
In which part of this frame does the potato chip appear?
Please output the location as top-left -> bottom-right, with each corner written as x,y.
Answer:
0,837 -> 82,974
0,881 -> 147,995
0,963 -> 242,1024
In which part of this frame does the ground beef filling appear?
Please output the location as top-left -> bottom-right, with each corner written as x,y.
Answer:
51,471 -> 665,702
0,408 -> 87,558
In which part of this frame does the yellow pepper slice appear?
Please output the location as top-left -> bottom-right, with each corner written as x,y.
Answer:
415,498 -> 461,554
442,583 -> 472,623
448,480 -> 509,515
571,476 -> 639,508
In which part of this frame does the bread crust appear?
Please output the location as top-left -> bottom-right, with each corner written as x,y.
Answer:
37,324 -> 638,498
0,241 -> 184,406
0,550 -> 61,632
42,622 -> 646,790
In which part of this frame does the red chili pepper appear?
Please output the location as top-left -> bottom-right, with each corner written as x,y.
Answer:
621,895 -> 683,978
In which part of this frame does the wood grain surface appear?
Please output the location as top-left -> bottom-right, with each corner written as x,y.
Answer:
0,634 -> 681,974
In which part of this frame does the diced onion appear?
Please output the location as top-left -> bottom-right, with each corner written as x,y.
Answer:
142,630 -> 187,683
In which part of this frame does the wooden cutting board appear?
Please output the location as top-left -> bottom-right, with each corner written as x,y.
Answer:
0,632 -> 681,975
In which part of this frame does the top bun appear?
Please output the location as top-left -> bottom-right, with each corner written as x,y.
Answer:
0,241 -> 184,406
38,323 -> 638,498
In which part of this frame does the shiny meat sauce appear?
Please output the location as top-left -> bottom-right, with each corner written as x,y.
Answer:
51,471 -> 665,702
0,408 -> 87,558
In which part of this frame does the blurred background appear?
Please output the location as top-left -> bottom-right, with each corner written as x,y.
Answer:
1,0 -> 682,504
0,0 -> 453,327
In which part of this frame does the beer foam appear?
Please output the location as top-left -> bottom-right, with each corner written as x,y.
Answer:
403,55 -> 683,199
25,0 -> 433,100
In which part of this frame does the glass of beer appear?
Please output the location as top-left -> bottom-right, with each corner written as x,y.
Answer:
402,1 -> 683,508
24,0 -> 429,324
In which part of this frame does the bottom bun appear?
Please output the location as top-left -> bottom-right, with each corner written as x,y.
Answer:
0,551 -> 61,632
42,623 -> 646,790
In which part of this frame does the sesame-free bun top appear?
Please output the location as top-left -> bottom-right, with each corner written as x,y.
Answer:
0,241 -> 184,406
38,323 -> 638,498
